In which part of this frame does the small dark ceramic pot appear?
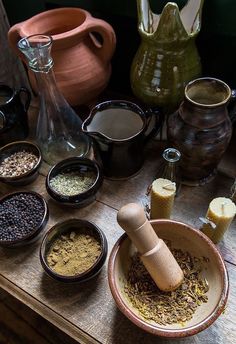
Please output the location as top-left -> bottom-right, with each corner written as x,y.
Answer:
0,84 -> 31,147
82,100 -> 163,179
167,77 -> 234,185
40,218 -> 108,283
0,141 -> 42,186
46,157 -> 103,207
0,191 -> 49,248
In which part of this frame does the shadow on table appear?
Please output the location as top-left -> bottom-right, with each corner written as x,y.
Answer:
110,308 -> 167,344
0,242 -> 38,263
40,270 -> 101,307
110,308 -> 203,344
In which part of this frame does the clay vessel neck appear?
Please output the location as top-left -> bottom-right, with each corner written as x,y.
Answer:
179,77 -> 232,128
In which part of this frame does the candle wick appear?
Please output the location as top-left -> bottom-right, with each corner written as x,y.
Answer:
163,182 -> 176,190
221,202 -> 226,214
199,217 -> 216,229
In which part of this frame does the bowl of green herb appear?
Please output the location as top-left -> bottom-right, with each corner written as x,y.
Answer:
108,219 -> 229,338
46,157 -> 103,207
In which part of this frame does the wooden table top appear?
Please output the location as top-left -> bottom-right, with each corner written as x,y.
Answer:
1,125 -> 236,344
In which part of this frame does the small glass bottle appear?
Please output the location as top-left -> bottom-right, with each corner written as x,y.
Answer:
17,35 -> 90,165
156,148 -> 181,194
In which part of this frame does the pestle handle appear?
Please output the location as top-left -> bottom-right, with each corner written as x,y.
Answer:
117,202 -> 147,231
117,203 -> 184,291
117,203 -> 159,254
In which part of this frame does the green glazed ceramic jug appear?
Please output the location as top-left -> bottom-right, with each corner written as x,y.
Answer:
130,0 -> 204,113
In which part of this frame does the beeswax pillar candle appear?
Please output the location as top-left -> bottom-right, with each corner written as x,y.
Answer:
150,178 -> 176,219
201,197 -> 236,244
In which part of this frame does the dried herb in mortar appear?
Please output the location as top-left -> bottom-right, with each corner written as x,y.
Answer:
47,229 -> 101,276
123,243 -> 209,325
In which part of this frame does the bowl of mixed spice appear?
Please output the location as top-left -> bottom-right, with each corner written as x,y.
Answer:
46,157 -> 103,207
0,141 -> 42,186
0,191 -> 49,247
108,219 -> 229,338
40,218 -> 108,283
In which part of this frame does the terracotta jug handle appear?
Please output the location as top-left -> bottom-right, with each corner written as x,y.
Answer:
84,19 -> 116,62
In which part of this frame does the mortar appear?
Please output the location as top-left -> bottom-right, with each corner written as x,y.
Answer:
108,219 -> 228,338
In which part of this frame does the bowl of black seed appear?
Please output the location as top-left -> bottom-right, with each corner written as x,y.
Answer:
46,157 -> 103,208
0,141 -> 42,186
0,191 -> 49,247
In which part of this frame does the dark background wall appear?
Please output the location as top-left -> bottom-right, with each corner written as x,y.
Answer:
3,0 -> 236,94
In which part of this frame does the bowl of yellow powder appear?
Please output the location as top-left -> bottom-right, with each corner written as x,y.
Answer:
46,157 -> 103,208
40,218 -> 108,282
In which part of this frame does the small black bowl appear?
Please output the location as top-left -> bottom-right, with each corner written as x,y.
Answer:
46,157 -> 103,208
0,191 -> 49,248
0,141 -> 42,186
40,218 -> 108,283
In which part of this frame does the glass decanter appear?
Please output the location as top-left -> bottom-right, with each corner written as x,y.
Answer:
230,179 -> 236,203
156,148 -> 181,194
17,35 -> 90,165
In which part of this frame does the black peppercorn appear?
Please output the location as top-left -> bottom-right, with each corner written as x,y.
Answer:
0,192 -> 46,242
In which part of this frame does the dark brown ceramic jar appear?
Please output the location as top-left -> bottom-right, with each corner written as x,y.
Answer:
167,78 -> 233,185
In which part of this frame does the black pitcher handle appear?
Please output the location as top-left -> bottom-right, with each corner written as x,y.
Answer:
17,87 -> 31,112
144,107 -> 164,143
0,110 -> 6,133
228,88 -> 236,124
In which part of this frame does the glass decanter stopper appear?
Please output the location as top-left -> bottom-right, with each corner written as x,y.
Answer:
156,148 -> 181,194
17,35 -> 90,165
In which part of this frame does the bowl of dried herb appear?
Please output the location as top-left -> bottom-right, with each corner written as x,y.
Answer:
108,219 -> 229,338
0,141 -> 42,186
40,218 -> 108,283
46,157 -> 103,208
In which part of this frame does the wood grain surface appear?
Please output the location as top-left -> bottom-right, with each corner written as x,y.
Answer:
0,124 -> 236,343
0,288 -> 78,344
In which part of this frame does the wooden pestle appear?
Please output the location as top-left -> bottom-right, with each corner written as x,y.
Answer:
117,203 -> 184,291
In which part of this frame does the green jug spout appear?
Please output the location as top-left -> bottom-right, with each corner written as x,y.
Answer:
131,0 -> 204,111
154,3 -> 188,41
137,0 -> 204,38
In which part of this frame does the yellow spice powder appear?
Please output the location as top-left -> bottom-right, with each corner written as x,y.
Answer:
47,230 -> 101,276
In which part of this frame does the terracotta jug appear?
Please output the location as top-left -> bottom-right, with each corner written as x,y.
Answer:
167,77 -> 234,186
130,0 -> 204,113
8,7 -> 116,106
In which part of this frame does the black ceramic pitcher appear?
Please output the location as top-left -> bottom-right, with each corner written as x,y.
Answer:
82,100 -> 162,179
0,84 -> 31,147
